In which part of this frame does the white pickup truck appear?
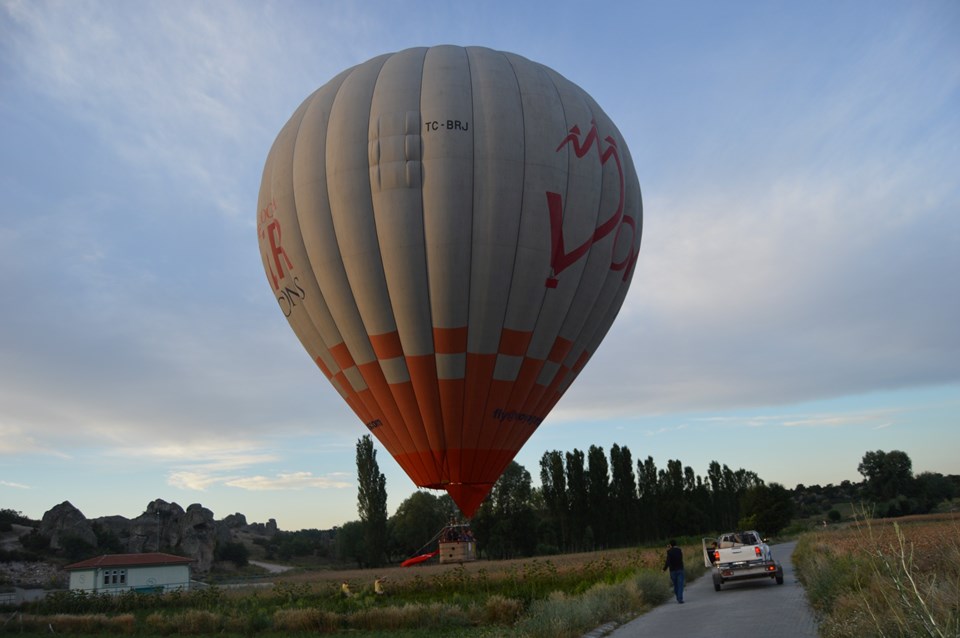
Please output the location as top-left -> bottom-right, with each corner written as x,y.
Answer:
702,530 -> 783,591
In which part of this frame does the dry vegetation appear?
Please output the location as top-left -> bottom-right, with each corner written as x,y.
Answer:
272,545 -> 668,592
5,544 -> 703,637
793,512 -> 960,637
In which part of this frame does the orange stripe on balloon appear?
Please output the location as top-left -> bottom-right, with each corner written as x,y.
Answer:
499,405 -> 547,466
476,378 -> 514,464
347,384 -> 409,476
498,328 -> 532,357
461,352 -> 496,484
393,453 -> 429,488
357,361 -> 431,485
405,354 -> 446,475
357,363 -> 405,430
533,364 -> 569,416
510,357 -> 543,398
572,349 -> 591,372
433,326 -> 468,354
314,356 -> 333,379
329,342 -> 356,370
462,446 -> 520,513
520,382 -> 548,416
331,371 -> 354,400
547,337 -> 574,364
369,331 -> 404,360
389,379 -> 436,468
487,357 -> 543,457
392,452 -> 431,488
444,482 -> 493,518
508,357 -> 542,409
438,377 -> 465,482
544,364 -> 582,415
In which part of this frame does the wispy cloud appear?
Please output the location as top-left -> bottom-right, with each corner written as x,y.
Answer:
225,472 -> 352,491
167,471 -> 223,492
109,441 -> 278,468
3,3 -> 261,220
0,423 -> 71,458
0,480 -> 30,489
168,470 -> 351,492
688,410 -> 898,430
780,412 -> 896,429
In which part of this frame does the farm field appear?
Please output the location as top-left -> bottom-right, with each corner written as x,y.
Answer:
793,512 -> 960,638
6,543 -> 707,637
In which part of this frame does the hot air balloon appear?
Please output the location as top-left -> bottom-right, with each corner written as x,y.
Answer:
257,45 -> 641,517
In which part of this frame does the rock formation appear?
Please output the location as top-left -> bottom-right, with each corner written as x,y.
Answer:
29,499 -> 278,576
39,501 -> 97,550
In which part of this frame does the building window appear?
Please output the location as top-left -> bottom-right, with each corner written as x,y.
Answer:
102,569 -> 127,587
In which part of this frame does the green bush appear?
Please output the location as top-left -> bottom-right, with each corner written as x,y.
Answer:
632,570 -> 671,606
793,539 -> 863,615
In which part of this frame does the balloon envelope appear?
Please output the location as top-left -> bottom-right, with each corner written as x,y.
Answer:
257,46 -> 641,517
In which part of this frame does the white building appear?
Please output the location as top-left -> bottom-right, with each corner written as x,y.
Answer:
64,552 -> 194,594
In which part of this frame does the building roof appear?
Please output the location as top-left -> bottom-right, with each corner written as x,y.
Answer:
64,552 -> 195,570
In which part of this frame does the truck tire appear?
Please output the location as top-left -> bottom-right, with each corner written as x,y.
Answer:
713,572 -> 722,591
775,566 -> 784,585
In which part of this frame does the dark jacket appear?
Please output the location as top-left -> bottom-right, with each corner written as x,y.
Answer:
664,546 -> 684,572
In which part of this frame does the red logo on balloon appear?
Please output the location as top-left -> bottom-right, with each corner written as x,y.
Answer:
545,121 -> 640,288
257,197 -> 293,291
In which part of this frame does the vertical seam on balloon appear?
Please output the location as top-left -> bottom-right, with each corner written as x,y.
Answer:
365,49 -> 433,488
410,46 -> 447,482
461,49 -> 524,490
486,50 -> 539,482
338,55 -> 431,485
284,92 -> 382,436
283,81 -> 426,475
457,45 -> 479,491
485,57 -> 566,466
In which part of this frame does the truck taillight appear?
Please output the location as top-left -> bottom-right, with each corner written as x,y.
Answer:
714,551 -> 720,562
755,546 -> 762,557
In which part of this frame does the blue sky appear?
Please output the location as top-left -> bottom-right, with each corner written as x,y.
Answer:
1,1 -> 957,532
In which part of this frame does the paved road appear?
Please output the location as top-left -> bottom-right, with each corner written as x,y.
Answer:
607,541 -> 818,638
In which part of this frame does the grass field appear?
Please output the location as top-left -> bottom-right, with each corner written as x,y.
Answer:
793,512 -> 960,638
6,543 -> 707,637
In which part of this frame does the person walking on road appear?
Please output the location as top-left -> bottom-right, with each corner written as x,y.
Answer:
663,540 -> 685,603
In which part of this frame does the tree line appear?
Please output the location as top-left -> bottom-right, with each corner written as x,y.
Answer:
262,443 -> 956,568
6,445 -> 953,570
332,435 -> 795,566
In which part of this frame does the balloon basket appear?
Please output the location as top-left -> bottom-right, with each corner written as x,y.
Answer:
439,540 -> 476,565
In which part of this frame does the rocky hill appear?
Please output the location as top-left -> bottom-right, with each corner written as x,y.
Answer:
3,499 -> 278,582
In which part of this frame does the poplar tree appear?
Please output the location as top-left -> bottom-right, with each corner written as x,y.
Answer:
609,444 -> 638,545
356,434 -> 388,566
565,449 -> 589,551
586,445 -> 610,547
539,450 -> 568,550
